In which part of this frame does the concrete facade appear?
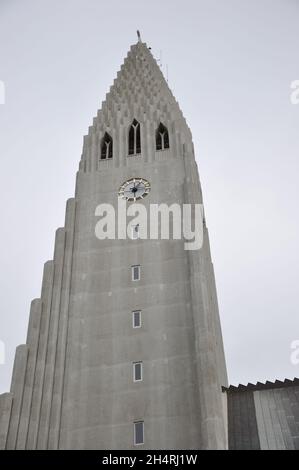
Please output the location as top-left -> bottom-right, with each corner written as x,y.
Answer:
0,40 -> 228,450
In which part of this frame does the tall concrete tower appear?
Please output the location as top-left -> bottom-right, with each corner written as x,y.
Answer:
0,38 -> 228,450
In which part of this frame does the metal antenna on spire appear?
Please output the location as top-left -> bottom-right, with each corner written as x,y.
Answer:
137,30 -> 142,43
157,50 -> 163,68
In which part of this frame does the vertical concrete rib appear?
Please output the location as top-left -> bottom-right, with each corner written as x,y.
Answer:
183,148 -> 227,449
90,133 -> 97,173
112,127 -> 118,169
48,198 -> 76,450
16,299 -> 42,449
0,393 -> 13,450
26,261 -> 54,449
5,345 -> 29,449
37,228 -> 66,449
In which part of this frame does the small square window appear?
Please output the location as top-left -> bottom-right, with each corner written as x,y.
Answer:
132,265 -> 140,281
132,310 -> 141,328
133,362 -> 143,382
132,225 -> 140,240
134,421 -> 144,446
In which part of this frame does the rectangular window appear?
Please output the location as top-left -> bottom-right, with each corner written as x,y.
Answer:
132,310 -> 141,328
132,265 -> 140,281
133,362 -> 143,382
134,421 -> 144,445
132,224 -> 140,240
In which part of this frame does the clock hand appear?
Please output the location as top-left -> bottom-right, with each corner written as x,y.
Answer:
131,183 -> 143,193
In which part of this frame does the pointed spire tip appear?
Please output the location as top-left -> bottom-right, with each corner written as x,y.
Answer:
137,30 -> 142,43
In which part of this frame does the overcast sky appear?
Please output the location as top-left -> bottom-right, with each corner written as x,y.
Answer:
0,0 -> 298,392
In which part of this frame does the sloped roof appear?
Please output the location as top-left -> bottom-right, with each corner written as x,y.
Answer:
223,377 -> 299,393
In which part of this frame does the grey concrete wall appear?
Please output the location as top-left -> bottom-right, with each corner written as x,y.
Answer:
0,42 -> 227,450
254,387 -> 299,450
227,389 -> 260,450
226,381 -> 299,450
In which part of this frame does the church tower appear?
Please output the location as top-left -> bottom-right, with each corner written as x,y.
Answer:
0,37 -> 228,450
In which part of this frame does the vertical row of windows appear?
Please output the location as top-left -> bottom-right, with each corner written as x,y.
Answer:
131,261 -> 144,445
100,121 -> 170,160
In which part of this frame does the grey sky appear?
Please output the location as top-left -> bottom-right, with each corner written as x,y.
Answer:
0,0 -> 298,392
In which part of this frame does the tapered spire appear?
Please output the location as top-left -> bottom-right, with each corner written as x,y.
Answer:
79,38 -> 191,172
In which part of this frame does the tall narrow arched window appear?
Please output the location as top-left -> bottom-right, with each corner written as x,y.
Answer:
101,132 -> 113,159
156,123 -> 170,151
128,119 -> 141,155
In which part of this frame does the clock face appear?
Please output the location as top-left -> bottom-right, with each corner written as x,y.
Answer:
118,178 -> 151,201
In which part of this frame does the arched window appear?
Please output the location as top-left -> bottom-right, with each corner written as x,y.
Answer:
156,123 -> 170,151
128,119 -> 141,155
101,132 -> 113,160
